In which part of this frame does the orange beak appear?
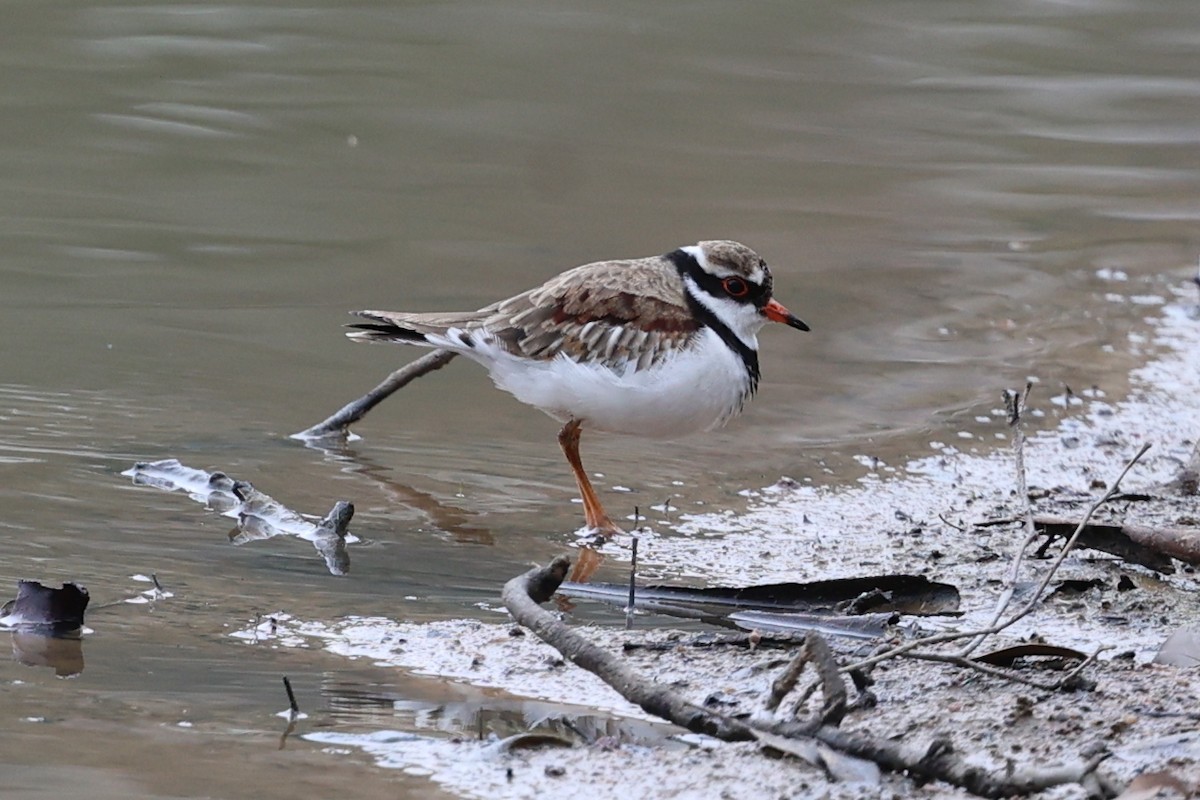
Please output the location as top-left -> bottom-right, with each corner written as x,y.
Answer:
762,298 -> 810,331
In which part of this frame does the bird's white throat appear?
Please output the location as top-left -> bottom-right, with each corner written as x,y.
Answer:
680,273 -> 766,352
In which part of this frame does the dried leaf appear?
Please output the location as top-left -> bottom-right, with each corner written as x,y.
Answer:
1114,771 -> 1192,799
816,743 -> 883,785
974,643 -> 1086,667
485,732 -> 576,756
1153,627 -> 1200,667
752,730 -> 881,785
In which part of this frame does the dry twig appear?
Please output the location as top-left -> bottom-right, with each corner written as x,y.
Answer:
764,639 -> 811,714
845,442 -> 1152,674
961,384 -> 1037,657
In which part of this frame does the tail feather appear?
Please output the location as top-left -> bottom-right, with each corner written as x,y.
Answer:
346,309 -> 480,346
346,321 -> 429,345
345,310 -> 434,345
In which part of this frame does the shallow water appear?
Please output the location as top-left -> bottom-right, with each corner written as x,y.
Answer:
3,1 -> 1200,796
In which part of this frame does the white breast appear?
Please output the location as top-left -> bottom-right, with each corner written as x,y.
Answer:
462,328 -> 755,438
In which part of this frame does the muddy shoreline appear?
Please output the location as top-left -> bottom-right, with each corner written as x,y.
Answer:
231,277 -> 1200,798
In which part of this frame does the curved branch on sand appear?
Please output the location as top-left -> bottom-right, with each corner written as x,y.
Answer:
502,557 -> 1121,799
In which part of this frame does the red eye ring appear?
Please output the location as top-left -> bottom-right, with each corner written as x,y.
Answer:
722,277 -> 750,298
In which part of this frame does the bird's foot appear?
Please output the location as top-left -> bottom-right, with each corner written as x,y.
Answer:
577,519 -> 624,546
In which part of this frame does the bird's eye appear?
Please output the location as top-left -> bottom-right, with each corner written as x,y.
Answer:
722,277 -> 750,298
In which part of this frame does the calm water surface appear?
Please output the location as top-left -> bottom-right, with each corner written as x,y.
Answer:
3,1 -> 1200,796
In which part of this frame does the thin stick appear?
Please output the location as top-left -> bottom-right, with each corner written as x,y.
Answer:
807,634 -> 848,725
998,442 -> 1150,632
761,636 -> 846,725
282,676 -> 300,720
764,641 -> 810,714
938,513 -> 966,533
292,349 -> 457,441
625,535 -> 639,630
845,443 -> 1151,674
961,385 -> 1037,657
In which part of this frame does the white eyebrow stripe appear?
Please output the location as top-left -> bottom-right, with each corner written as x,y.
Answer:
681,245 -> 711,273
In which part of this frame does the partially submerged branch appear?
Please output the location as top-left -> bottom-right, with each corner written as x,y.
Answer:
282,675 -> 300,720
292,349 -> 457,441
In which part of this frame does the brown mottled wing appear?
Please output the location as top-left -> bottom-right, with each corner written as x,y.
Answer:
482,256 -> 698,372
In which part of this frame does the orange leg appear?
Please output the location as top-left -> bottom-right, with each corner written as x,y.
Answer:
567,544 -> 605,585
557,419 -> 622,538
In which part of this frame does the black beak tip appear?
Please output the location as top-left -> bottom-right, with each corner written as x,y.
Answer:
790,316 -> 811,332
